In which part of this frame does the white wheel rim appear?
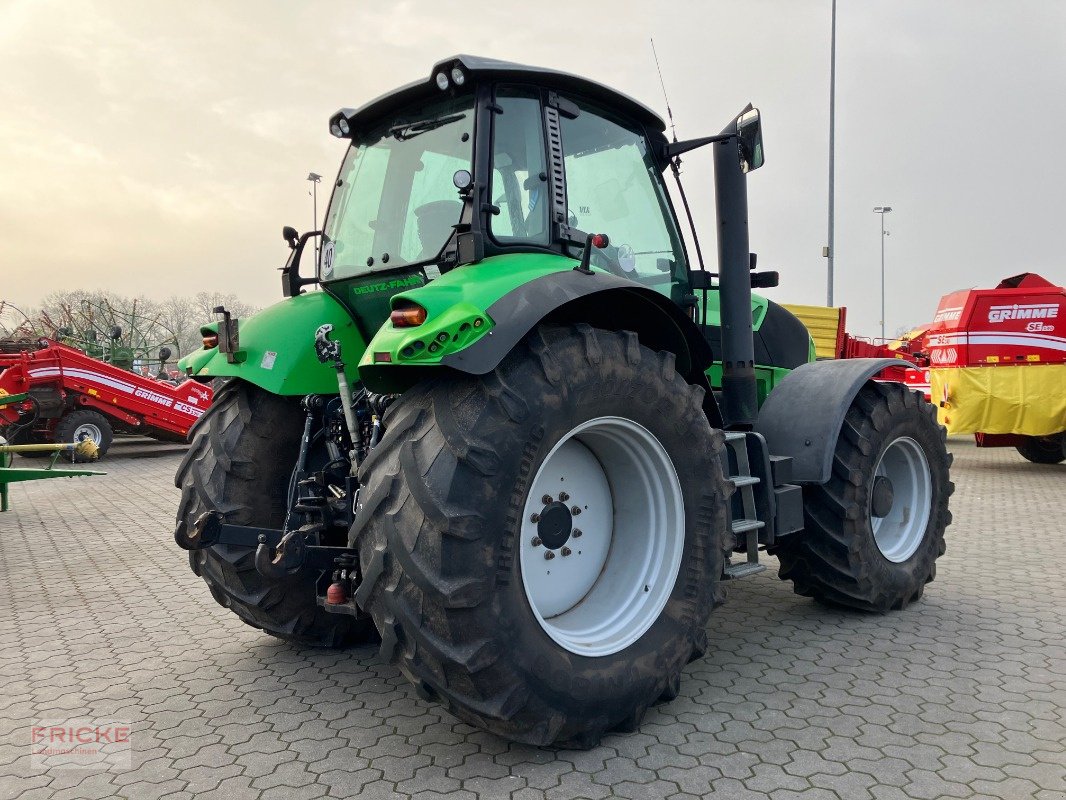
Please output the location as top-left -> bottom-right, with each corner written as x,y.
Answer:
870,436 -> 932,563
73,422 -> 102,445
518,416 -> 685,657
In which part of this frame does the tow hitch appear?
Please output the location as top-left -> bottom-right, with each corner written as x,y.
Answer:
175,510 -> 360,580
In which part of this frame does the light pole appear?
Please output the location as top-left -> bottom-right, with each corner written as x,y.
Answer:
307,172 -> 322,262
873,206 -> 892,341
826,0 -> 837,306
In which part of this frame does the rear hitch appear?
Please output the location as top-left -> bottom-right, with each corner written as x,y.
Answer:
174,511 -> 286,553
317,553 -> 365,618
252,524 -> 362,579
175,510 -> 224,551
254,527 -> 316,578
177,510 -> 361,583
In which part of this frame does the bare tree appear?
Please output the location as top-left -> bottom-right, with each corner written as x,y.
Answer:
193,292 -> 257,324
2,289 -> 259,367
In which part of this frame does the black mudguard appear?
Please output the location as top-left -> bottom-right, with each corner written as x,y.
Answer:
754,358 -> 913,484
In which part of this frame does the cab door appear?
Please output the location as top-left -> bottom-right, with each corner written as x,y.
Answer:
557,99 -> 689,304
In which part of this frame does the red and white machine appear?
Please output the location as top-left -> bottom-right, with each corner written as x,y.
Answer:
0,338 -> 212,459
787,272 -> 1066,462
924,273 -> 1066,460
924,272 -> 1064,370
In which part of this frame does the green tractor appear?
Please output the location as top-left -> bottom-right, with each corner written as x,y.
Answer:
175,55 -> 952,747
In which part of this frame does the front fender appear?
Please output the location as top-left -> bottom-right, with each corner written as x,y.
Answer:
180,292 -> 364,395
754,358 -> 913,484
178,342 -> 216,377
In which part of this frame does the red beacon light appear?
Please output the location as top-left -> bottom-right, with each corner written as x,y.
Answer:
575,233 -> 611,274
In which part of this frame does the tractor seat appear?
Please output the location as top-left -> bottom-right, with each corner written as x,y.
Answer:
415,200 -> 463,261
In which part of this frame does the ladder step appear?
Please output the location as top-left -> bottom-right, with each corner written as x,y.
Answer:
724,562 -> 767,579
730,476 -> 760,488
731,519 -> 764,534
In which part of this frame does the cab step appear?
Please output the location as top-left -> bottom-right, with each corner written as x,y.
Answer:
724,562 -> 767,579
731,518 -> 764,535
723,430 -> 769,579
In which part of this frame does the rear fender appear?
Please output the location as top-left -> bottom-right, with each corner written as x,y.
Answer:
754,358 -> 913,484
178,292 -> 364,396
357,253 -> 716,409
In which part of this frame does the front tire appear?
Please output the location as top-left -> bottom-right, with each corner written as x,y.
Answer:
175,380 -> 375,647
1016,433 -> 1065,464
352,325 -> 732,746
774,382 -> 953,612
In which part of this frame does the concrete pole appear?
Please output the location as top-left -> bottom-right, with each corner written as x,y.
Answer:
827,0 -> 837,306
873,206 -> 892,340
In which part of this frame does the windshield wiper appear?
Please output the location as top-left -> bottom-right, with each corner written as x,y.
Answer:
388,113 -> 466,141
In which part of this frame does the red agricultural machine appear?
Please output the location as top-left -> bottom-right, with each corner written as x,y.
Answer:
786,272 -> 1066,464
782,303 -> 932,396
926,272 -> 1066,463
0,338 -> 213,460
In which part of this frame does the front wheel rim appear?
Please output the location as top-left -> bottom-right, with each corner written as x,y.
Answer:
870,436 -> 932,563
519,416 -> 685,657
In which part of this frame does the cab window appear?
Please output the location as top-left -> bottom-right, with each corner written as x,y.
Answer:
560,101 -> 686,293
489,86 -> 550,246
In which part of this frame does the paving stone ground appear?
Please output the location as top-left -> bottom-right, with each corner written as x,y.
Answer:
1,436 -> 1064,799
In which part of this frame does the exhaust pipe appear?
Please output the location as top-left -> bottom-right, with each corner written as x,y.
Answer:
713,113 -> 759,428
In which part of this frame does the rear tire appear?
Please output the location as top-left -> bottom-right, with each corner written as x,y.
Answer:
1016,434 -> 1065,464
55,409 -> 113,461
774,382 -> 953,612
351,325 -> 731,746
175,380 -> 376,647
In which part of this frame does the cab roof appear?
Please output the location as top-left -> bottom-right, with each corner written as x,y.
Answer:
331,54 -> 666,137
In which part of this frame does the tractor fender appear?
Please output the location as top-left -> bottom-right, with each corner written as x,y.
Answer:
357,253 -> 716,400
441,270 -> 712,381
176,292 -> 366,396
754,358 -> 912,484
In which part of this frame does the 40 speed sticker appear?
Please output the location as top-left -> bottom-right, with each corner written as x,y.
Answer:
322,241 -> 335,278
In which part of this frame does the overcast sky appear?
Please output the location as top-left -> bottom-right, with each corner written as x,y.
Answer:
2,0 -> 1064,338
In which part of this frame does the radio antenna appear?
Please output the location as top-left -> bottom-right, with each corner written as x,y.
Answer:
650,38 -> 678,143
650,38 -> 709,289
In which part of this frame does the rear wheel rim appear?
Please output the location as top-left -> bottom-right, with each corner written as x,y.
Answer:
870,436 -> 932,563
519,416 -> 685,657
72,422 -> 103,445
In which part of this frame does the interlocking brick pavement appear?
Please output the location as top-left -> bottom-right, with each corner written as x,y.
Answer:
1,437 -> 1063,799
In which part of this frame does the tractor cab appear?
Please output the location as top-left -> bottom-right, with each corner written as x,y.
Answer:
284,54 -> 803,381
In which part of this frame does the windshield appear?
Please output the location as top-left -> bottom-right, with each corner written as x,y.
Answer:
320,94 -> 475,281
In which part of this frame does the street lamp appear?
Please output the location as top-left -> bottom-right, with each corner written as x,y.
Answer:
307,172 -> 323,262
873,206 -> 892,341
826,0 -> 837,306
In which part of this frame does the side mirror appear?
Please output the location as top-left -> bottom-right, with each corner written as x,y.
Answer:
158,346 -> 172,362
282,225 -> 299,250
736,108 -> 764,173
110,325 -> 122,341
